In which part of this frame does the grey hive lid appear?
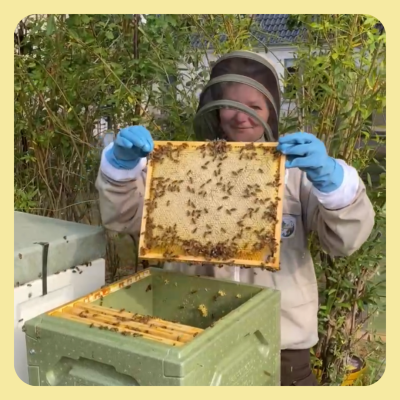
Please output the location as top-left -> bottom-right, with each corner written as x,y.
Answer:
14,211 -> 106,286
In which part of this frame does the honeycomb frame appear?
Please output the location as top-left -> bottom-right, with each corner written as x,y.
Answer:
139,141 -> 285,270
47,270 -> 203,347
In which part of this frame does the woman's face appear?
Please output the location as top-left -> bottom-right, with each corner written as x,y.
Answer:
219,83 -> 269,142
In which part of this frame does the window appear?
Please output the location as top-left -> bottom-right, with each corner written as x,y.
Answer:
283,59 -> 298,100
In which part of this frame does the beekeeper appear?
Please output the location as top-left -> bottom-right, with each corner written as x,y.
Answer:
96,51 -> 375,385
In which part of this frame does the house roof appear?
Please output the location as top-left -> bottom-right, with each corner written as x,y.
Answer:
191,14 -> 384,49
191,14 -> 303,49
253,14 -> 301,45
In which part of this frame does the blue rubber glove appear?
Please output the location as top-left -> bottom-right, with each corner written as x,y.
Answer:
277,132 -> 344,193
105,126 -> 154,170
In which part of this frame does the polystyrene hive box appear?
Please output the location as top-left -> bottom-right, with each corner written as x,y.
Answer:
24,267 -> 280,386
14,211 -> 106,384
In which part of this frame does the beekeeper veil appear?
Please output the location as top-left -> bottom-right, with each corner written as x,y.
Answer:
194,51 -> 281,142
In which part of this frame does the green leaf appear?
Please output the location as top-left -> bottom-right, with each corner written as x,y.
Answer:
106,31 -> 114,40
81,15 -> 91,24
46,15 -> 56,36
338,302 -> 352,310
319,83 -> 334,95
367,173 -> 372,188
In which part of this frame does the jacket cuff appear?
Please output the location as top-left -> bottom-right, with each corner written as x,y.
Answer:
312,159 -> 360,210
100,142 -> 147,182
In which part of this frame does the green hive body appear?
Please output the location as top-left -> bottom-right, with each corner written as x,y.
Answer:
25,268 -> 280,386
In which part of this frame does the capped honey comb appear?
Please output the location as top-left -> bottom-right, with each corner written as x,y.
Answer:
139,141 -> 285,270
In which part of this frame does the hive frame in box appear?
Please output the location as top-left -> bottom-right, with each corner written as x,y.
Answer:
46,269 -> 203,347
139,141 -> 285,270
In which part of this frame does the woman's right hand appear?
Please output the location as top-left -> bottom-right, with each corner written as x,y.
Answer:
105,126 -> 154,170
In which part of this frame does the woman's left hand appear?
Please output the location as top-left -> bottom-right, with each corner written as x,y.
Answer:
277,132 -> 344,193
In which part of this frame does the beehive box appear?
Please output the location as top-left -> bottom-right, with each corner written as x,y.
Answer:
14,211 -> 106,384
139,141 -> 285,270
24,267 -> 280,386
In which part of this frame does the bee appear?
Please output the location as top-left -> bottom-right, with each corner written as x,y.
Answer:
230,208 -> 237,212
258,168 -> 264,173
222,196 -> 229,200
200,183 -> 206,189
217,162 -> 222,168
191,289 -> 198,294
189,177 -> 193,184
221,228 -> 226,233
201,166 -> 207,170
205,161 -> 210,166
207,179 -> 212,184
18,318 -> 23,323
204,208 -> 208,213
226,209 -> 231,215
217,206 -> 223,211
119,308 -> 125,313
89,323 -> 94,328
79,271 -> 83,274
232,171 -> 238,176
146,284 -> 152,292
216,182 -> 222,186
186,210 -> 190,217
192,227 -> 198,234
